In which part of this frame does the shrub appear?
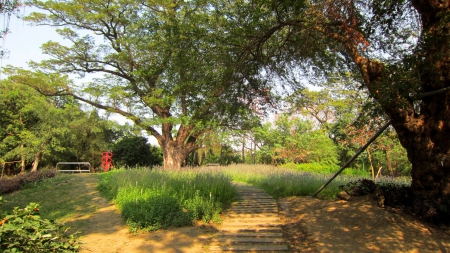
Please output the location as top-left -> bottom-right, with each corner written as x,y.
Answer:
0,170 -> 57,194
0,197 -> 79,253
339,179 -> 377,196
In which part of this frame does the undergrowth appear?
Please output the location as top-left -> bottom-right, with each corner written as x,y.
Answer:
0,169 -> 58,194
0,197 -> 79,253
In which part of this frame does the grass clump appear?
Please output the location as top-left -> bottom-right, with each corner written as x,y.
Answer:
98,168 -> 237,232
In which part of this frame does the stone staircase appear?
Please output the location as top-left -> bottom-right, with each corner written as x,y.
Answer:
208,183 -> 289,252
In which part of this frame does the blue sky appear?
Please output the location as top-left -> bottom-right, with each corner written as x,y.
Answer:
1,9 -> 59,72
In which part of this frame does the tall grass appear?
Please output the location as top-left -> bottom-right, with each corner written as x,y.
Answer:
219,164 -> 360,199
281,162 -> 371,177
98,168 -> 237,232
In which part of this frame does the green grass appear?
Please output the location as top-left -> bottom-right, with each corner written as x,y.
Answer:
0,174 -> 100,222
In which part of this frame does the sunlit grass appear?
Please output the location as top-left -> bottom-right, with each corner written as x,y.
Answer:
0,174 -> 99,222
215,164 -> 410,199
216,164 -> 353,199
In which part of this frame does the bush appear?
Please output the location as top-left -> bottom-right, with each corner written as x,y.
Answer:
0,170 -> 57,194
339,179 -> 377,196
0,197 -> 79,253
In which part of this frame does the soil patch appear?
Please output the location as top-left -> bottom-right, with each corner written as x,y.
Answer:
66,175 -> 450,252
279,196 -> 450,253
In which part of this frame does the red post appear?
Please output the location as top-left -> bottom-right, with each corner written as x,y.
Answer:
101,152 -> 113,172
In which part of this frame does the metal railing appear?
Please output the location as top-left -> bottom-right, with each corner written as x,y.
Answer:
56,162 -> 91,173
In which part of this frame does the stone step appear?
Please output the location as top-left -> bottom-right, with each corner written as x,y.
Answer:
209,244 -> 289,251
221,221 -> 283,227
211,237 -> 286,244
224,213 -> 280,218
215,232 -> 283,238
222,217 -> 281,222
218,227 -> 283,233
209,183 -> 288,252
232,202 -> 277,206
226,209 -> 279,214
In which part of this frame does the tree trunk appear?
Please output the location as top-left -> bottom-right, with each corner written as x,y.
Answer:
31,151 -> 41,172
241,135 -> 246,163
334,0 -> 449,215
400,0 -> 450,205
366,148 -> 375,180
363,0 -> 450,213
20,143 -> 25,173
158,135 -> 198,169
31,142 -> 45,172
385,150 -> 394,177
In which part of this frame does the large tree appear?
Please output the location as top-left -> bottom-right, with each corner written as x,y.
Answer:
241,0 -> 449,214
16,0 -> 267,169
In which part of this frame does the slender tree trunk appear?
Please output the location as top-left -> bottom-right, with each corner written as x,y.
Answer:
385,150 -> 394,177
31,142 -> 45,172
367,148 -> 375,180
20,143 -> 25,173
242,135 -> 246,163
31,151 -> 41,172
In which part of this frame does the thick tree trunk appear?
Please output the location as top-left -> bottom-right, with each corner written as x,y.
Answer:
362,0 -> 450,214
162,145 -> 188,169
156,124 -> 198,169
402,0 -> 450,204
333,0 -> 450,215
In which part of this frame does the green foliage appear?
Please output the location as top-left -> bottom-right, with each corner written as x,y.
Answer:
0,198 -> 79,253
98,169 -> 236,232
112,136 -> 163,168
253,115 -> 339,164
0,79 -> 122,172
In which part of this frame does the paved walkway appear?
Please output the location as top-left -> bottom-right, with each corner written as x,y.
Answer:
208,182 -> 289,252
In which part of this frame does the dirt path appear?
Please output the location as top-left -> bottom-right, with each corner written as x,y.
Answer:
64,174 -> 214,253
65,174 -> 450,253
